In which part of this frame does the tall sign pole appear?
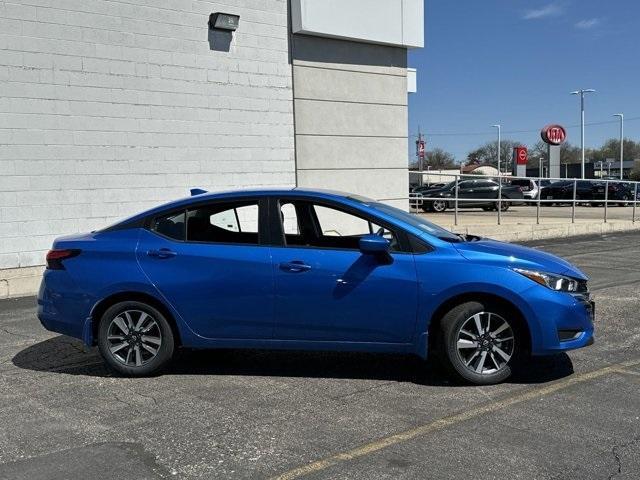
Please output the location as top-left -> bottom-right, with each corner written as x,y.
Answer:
571,89 -> 595,179
513,146 -> 528,177
492,124 -> 501,175
541,124 -> 567,179
613,113 -> 624,179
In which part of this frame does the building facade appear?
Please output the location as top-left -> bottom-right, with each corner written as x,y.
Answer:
0,0 -> 424,297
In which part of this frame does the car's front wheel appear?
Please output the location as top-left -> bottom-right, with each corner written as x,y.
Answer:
494,196 -> 510,212
98,301 -> 175,376
439,301 -> 520,385
431,199 -> 447,212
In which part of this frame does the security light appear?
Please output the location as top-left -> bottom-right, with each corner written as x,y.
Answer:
209,13 -> 240,31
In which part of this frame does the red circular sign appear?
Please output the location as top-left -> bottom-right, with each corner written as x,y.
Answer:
514,146 -> 528,165
518,149 -> 527,162
541,124 -> 567,145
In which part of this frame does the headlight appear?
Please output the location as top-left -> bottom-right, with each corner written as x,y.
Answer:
513,268 -> 579,292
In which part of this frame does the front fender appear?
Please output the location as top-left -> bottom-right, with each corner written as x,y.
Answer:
413,261 -> 543,358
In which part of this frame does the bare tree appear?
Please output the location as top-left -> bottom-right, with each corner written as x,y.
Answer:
409,148 -> 457,170
466,140 -> 523,168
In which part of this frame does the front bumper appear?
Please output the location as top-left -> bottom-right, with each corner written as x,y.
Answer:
526,288 -> 595,356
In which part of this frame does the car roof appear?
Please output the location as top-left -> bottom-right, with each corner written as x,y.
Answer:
103,187 -> 377,230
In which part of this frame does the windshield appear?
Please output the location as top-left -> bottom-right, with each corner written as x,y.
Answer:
370,202 -> 461,242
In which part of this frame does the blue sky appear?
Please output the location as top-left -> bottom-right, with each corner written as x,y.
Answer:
408,0 -> 639,163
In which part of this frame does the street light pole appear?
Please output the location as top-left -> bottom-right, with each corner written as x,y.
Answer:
571,89 -> 596,179
539,156 -> 544,178
613,113 -> 624,180
492,124 -> 501,175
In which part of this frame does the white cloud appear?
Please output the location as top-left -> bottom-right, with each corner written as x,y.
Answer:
522,4 -> 563,20
575,18 -> 601,29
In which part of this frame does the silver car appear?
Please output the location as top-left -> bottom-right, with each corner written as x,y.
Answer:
510,179 -> 539,201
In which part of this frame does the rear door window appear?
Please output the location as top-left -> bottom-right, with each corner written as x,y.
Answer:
187,201 -> 260,245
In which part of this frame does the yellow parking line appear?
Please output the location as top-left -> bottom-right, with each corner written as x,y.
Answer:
271,358 -> 640,480
614,368 -> 640,377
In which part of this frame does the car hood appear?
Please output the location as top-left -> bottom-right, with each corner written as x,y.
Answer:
418,187 -> 449,195
453,238 -> 588,280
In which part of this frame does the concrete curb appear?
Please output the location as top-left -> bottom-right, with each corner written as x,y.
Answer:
1,221 -> 639,300
0,266 -> 44,300
446,220 -> 640,242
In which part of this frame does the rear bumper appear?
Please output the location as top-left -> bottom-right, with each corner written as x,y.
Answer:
37,270 -> 93,344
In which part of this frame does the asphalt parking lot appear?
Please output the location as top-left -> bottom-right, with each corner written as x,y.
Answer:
1,232 -> 639,479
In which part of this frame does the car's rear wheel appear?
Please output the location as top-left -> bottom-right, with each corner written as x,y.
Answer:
439,301 -> 520,385
98,301 -> 174,376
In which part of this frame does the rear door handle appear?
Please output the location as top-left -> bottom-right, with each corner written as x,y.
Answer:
279,261 -> 311,273
147,248 -> 177,259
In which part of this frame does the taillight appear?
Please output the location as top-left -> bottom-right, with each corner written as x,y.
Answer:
46,249 -> 81,270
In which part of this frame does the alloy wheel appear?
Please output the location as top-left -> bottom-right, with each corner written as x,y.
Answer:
432,200 -> 447,212
455,312 -> 514,375
106,310 -> 162,367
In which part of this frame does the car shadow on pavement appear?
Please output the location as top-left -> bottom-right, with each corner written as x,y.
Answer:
12,335 -> 574,386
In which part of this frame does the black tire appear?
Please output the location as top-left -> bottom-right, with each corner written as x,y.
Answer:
494,196 -> 510,212
617,195 -> 630,207
481,206 -> 493,212
438,301 -> 522,385
431,200 -> 447,213
98,301 -> 175,377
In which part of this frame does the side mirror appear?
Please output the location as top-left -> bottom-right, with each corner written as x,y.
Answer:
359,234 -> 390,255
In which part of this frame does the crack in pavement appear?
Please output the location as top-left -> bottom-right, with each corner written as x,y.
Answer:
609,436 -> 640,480
0,327 -> 31,339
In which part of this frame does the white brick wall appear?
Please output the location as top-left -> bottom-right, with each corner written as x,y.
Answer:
0,0 -> 295,269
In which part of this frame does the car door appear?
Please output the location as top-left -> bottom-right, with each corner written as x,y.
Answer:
270,198 -> 418,343
457,180 -> 478,206
474,180 -> 500,206
136,198 -> 274,339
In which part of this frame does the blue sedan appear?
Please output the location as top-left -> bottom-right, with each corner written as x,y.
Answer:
37,188 -> 594,384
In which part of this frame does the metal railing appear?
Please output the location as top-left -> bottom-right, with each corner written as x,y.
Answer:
395,172 -> 640,227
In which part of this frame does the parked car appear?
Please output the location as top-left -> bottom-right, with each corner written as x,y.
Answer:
37,188 -> 594,385
540,180 -> 634,206
604,181 -> 636,206
509,179 -> 539,201
539,180 -> 597,204
417,179 -> 524,212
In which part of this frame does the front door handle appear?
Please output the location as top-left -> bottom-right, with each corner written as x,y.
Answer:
147,248 -> 177,259
279,261 -> 311,273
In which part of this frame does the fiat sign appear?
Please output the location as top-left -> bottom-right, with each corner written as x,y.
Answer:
541,124 -> 567,145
